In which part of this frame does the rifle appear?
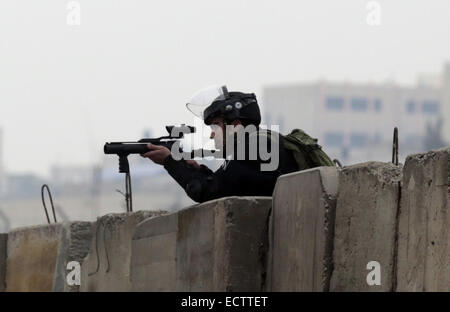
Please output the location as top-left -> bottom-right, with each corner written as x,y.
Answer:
104,125 -> 194,156
104,124 -> 216,212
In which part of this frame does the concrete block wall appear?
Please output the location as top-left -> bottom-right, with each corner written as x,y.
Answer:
268,167 -> 338,291
1,211 -> 166,292
0,146 -> 449,292
131,213 -> 178,291
267,148 -> 449,292
5,223 -> 62,291
131,197 -> 272,291
53,222 -> 94,292
330,162 -> 402,292
4,222 -> 94,292
397,147 -> 450,291
267,162 -> 403,292
79,210 -> 167,292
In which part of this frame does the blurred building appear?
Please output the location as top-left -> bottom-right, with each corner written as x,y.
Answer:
262,64 -> 450,165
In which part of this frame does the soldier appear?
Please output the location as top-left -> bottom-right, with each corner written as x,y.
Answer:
141,85 -> 332,203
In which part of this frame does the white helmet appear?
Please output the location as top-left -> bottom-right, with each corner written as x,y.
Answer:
186,85 -> 227,119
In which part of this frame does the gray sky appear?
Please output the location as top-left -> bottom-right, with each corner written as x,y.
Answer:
1,0 -> 450,177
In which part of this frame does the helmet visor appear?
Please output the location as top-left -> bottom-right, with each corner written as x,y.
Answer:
186,85 -> 227,119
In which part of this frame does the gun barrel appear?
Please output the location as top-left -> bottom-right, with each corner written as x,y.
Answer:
104,139 -> 178,155
104,143 -> 150,155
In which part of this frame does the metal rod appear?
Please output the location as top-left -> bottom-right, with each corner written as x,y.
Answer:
392,127 -> 399,166
125,172 -> 132,212
41,184 -> 57,224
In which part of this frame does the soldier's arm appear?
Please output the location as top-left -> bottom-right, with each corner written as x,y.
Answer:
163,156 -> 279,203
163,155 -> 228,202
163,155 -> 213,198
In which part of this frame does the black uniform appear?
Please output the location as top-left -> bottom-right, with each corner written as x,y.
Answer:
162,130 -> 299,203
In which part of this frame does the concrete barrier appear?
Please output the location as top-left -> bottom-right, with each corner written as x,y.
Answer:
130,197 -> 272,291
6,224 -> 62,291
131,213 -> 178,291
3,147 -> 450,292
330,162 -> 402,292
4,222 -> 94,292
52,222 -> 94,292
80,210 -> 167,292
396,147 -> 450,291
268,167 -> 338,291
0,233 -> 6,292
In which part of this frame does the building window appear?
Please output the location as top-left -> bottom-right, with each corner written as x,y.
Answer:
350,133 -> 367,147
406,101 -> 416,114
351,98 -> 368,112
374,99 -> 382,112
324,132 -> 344,147
422,101 -> 440,114
326,97 -> 344,111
